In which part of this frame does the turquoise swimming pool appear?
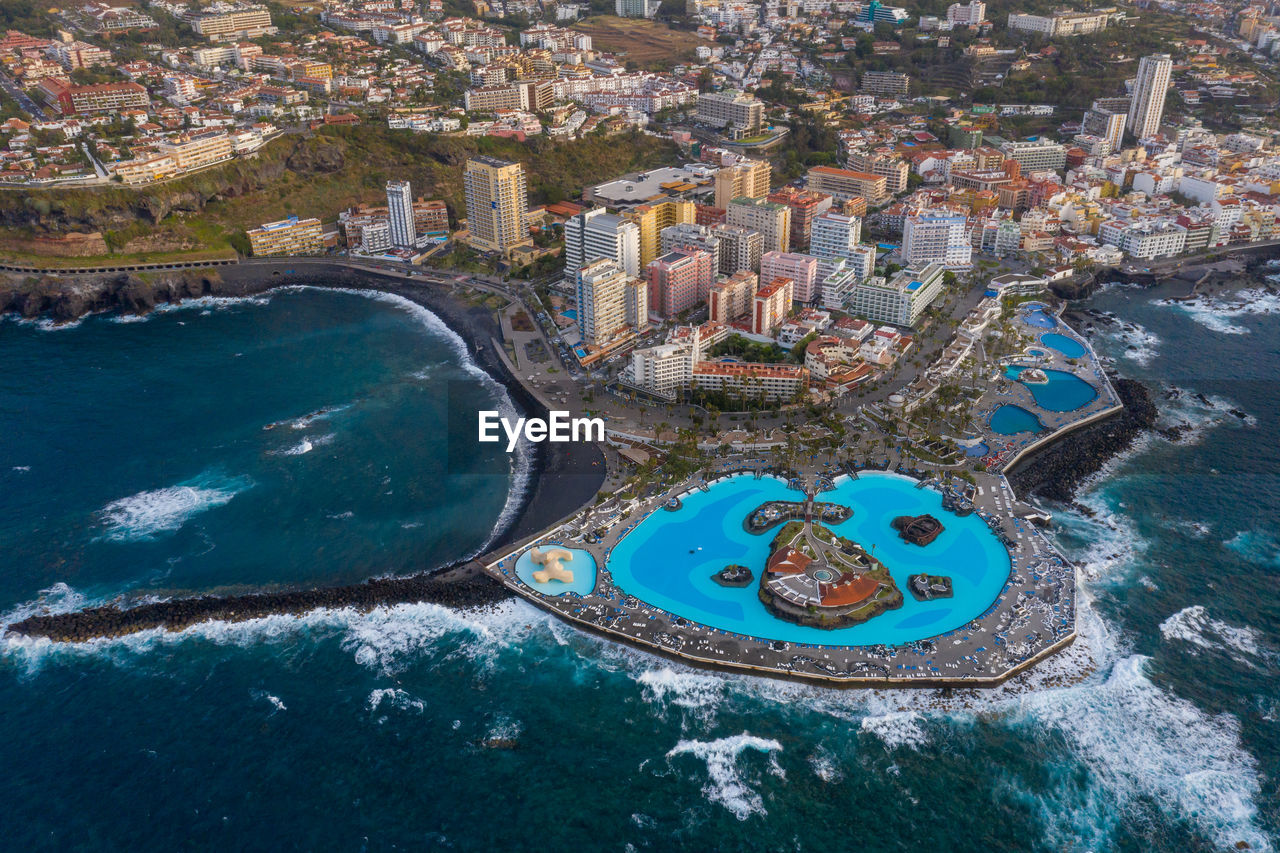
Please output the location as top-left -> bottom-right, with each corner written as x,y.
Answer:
604,473 -> 1011,646
515,546 -> 597,596
990,404 -> 1044,435
1005,365 -> 1098,411
1040,333 -> 1087,358
1021,307 -> 1056,329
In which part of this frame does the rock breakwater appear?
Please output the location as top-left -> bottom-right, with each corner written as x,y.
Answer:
5,561 -> 511,643
1005,377 -> 1157,503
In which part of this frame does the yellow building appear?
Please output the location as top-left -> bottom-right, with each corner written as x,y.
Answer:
622,199 -> 695,268
113,154 -> 176,185
155,129 -> 233,171
247,216 -> 325,256
463,156 -> 529,255
713,159 -> 771,209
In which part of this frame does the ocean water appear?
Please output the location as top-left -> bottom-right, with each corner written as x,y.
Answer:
3,284 -> 1279,851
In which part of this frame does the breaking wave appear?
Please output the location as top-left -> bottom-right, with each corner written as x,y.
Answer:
665,733 -> 783,820
98,473 -> 252,541
1014,655 -> 1267,851
1161,288 -> 1280,336
1159,606 -> 1263,663
859,712 -> 929,750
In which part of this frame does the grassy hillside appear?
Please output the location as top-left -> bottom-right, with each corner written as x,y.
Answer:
572,16 -> 703,67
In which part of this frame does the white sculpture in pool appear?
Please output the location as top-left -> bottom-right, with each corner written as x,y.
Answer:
530,546 -> 575,584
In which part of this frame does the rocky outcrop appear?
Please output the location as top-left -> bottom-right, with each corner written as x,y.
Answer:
0,269 -> 237,322
1005,377 -> 1158,503
6,560 -> 511,643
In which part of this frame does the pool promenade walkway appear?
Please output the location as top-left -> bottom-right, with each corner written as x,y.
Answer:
974,304 -> 1124,474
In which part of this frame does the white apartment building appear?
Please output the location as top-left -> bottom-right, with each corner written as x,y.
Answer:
1000,139 -> 1067,173
564,208 -> 641,280
386,180 -> 415,249
695,90 -> 765,134
1097,220 -> 1187,259
901,213 -> 972,268
1081,97 -> 1129,154
946,0 -> 985,25
1127,54 -> 1172,141
1007,10 -> 1109,37
727,197 -> 791,254
576,259 -> 647,348
810,212 -> 863,261
849,263 -> 945,326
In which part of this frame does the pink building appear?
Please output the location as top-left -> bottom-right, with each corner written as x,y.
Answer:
752,277 -> 795,336
646,249 -> 715,318
759,251 -> 820,304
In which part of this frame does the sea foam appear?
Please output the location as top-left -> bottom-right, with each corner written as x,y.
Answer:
1015,654 -> 1268,852
1161,288 -> 1280,336
665,733 -> 783,820
1159,605 -> 1263,663
98,473 -> 251,541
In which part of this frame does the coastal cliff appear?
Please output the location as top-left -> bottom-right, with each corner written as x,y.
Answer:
0,269 -> 253,322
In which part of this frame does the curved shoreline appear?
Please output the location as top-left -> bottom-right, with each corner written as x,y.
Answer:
2,262 -> 607,642
2,262 -> 1139,670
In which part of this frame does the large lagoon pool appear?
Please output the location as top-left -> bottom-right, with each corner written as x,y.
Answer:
1005,365 -> 1098,411
604,473 -> 1011,646
1040,332 -> 1087,358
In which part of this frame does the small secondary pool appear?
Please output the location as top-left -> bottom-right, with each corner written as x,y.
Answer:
1040,332 -> 1087,358
1006,365 -> 1098,412
990,405 -> 1044,435
1021,308 -> 1057,329
560,308 -> 579,320
605,473 -> 1011,647
514,546 -> 597,596
963,441 -> 990,457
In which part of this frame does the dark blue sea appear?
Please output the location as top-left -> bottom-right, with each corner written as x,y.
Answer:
2,284 -> 1278,851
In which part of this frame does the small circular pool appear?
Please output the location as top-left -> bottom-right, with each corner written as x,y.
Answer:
990,404 -> 1044,435
605,473 -> 1011,647
1041,332 -> 1087,358
963,441 -> 990,457
1006,365 -> 1098,412
515,546 -> 597,596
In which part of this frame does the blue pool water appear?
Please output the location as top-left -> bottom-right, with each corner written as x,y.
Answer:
964,441 -> 990,457
514,546 -> 597,596
1022,308 -> 1057,329
1006,365 -> 1098,412
1040,332 -> 1087,358
989,404 -> 1044,435
560,309 -> 579,321
604,473 -> 1011,646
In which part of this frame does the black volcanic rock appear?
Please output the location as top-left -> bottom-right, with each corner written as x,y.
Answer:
1005,377 -> 1157,503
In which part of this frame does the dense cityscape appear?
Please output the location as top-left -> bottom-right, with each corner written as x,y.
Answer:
3,0 -> 1280,848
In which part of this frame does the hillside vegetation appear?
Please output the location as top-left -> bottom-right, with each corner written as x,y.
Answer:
0,126 -> 679,258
